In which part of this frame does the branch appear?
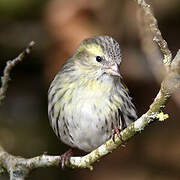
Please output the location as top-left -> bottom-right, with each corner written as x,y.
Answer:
0,0 -> 180,179
134,0 -> 172,69
136,0 -> 180,107
0,41 -> 35,106
0,51 -> 179,178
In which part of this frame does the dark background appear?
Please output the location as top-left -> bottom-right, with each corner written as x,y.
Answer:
0,0 -> 180,179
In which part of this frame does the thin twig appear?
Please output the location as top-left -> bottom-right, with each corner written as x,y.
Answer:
134,0 -> 172,68
0,41 -> 35,106
136,0 -> 180,107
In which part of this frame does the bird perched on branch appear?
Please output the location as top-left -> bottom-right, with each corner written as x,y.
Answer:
48,36 -> 137,166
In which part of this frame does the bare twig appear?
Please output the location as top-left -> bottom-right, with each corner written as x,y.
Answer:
137,8 -> 165,81
0,41 -> 35,106
134,0 -> 172,69
137,1 -> 180,107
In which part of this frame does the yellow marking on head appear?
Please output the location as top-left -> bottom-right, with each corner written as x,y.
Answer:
86,44 -> 104,56
78,43 -> 104,56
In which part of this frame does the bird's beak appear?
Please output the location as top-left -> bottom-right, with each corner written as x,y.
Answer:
105,63 -> 121,77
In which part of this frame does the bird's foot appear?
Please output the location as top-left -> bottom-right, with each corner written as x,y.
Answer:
111,126 -> 125,147
60,149 -> 73,169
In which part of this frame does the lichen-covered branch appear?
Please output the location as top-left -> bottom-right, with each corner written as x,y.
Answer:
0,41 -> 35,106
0,0 -> 180,179
0,48 -> 179,178
0,51 -> 179,177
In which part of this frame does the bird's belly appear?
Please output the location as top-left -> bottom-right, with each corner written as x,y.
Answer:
60,95 -> 115,152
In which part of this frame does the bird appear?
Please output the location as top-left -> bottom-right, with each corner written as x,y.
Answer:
48,35 -> 137,162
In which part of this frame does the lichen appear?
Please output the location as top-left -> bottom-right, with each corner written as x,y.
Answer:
156,112 -> 169,121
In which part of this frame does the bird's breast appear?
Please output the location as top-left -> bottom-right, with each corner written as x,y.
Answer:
63,83 -> 115,151
53,77 -> 121,151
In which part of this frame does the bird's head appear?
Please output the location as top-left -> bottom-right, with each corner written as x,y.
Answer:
73,36 -> 122,79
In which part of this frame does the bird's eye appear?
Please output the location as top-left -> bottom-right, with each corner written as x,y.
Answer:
96,56 -> 102,62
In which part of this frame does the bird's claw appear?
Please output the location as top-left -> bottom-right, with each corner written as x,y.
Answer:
111,126 -> 126,146
60,149 -> 73,169
111,126 -> 122,141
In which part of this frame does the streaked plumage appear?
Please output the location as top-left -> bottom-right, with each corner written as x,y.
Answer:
48,36 -> 137,152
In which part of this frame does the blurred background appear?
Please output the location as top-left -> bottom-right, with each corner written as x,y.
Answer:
0,0 -> 180,179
